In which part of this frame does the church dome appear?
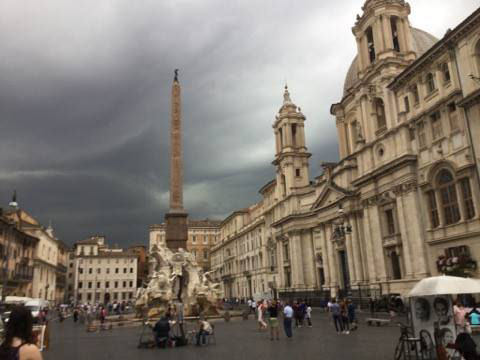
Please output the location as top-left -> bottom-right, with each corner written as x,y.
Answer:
342,28 -> 438,97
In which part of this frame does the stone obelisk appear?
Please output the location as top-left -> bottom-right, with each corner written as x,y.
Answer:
165,69 -> 188,251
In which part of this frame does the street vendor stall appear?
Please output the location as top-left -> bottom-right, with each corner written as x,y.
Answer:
401,275 -> 480,360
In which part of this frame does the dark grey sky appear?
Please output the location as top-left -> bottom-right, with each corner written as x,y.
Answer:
0,0 -> 477,247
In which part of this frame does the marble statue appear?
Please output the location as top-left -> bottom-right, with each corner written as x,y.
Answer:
135,241 -> 221,318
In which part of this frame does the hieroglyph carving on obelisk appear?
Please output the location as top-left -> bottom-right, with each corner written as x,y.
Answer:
170,69 -> 184,212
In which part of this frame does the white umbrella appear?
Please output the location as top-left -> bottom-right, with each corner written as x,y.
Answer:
407,275 -> 480,297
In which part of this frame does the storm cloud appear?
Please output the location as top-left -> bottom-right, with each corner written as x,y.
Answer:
0,0 -> 477,247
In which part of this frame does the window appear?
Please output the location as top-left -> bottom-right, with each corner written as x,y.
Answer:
438,170 -> 460,225
88,268 -> 92,274
106,281 -> 110,288
385,209 -> 396,235
295,169 -> 301,177
411,84 -> 420,104
78,281 -> 83,289
115,268 -> 119,274
129,281 -> 133,287
460,178 -> 475,220
114,281 -> 118,288
106,268 -> 110,274
291,124 -> 297,147
97,268 -> 101,274
122,281 -> 126,288
426,190 -> 440,228
284,268 -> 291,288
130,268 -> 133,273
404,96 -> 410,113
391,16 -> 400,52
123,268 -> 127,274
278,127 -> 283,148
283,242 -> 289,262
430,112 -> 443,140
97,282 -> 101,288
448,103 -> 459,131
375,98 -> 386,130
441,63 -> 451,83
203,236 -> 208,245
203,249 -> 208,260
366,27 -> 376,63
192,235 -> 196,244
390,251 -> 402,280
426,73 -> 436,94
417,121 -> 426,148
88,282 -> 92,289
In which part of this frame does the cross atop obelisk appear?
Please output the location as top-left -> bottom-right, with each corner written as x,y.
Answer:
165,69 -> 188,251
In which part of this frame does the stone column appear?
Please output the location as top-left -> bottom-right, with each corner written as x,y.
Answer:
373,19 -> 385,53
369,205 -> 388,282
345,228 -> 356,284
350,214 -> 364,283
286,124 -> 293,148
382,15 -> 393,51
404,189 -> 429,277
325,224 -> 338,290
320,225 -> 331,287
355,36 -> 365,71
395,194 -> 414,279
289,231 -> 305,288
299,124 -> 306,148
275,131 -> 281,154
362,205 -> 377,281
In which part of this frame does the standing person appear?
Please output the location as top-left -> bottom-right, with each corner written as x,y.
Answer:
454,301 -> 467,333
306,303 -> 313,328
247,298 -> 253,314
99,306 -> 106,325
327,299 -> 333,313
293,301 -> 302,328
73,307 -> 79,323
340,299 -> 350,334
268,300 -> 280,340
251,299 -> 257,316
347,299 -> 357,331
283,302 -> 294,338
369,297 -> 375,317
331,299 -> 344,334
0,305 -> 43,360
257,300 -> 267,331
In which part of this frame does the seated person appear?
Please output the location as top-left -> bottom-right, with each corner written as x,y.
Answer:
196,318 -> 213,346
153,315 -> 170,348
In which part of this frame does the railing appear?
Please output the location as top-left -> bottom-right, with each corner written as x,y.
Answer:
12,265 -> 34,282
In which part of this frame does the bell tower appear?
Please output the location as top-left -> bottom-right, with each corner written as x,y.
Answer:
272,86 -> 311,199
352,0 -> 416,74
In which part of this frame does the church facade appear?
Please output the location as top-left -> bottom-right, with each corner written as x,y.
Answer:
210,0 -> 480,301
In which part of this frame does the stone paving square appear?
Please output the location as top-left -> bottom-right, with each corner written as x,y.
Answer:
44,312 -> 407,360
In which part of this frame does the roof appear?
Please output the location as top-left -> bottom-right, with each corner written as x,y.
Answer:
258,179 -> 276,195
343,28 -> 438,96
187,219 -> 222,227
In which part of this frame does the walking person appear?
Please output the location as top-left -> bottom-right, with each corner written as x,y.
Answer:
257,300 -> 267,331
247,298 -> 253,314
331,299 -> 344,334
268,300 -> 280,340
347,299 -> 357,331
306,303 -> 313,328
283,302 -> 294,338
0,305 -> 43,360
293,301 -> 302,328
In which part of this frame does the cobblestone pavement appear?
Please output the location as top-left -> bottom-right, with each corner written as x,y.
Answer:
43,311 -> 409,360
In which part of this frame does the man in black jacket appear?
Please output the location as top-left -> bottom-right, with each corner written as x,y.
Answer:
153,316 -> 170,348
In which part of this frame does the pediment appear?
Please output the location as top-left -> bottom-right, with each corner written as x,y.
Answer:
311,182 -> 353,210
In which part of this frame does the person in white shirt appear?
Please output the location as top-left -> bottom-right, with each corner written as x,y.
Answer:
283,302 -> 293,338
306,304 -> 312,327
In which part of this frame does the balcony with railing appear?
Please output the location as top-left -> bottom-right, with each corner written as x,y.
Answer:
12,264 -> 34,282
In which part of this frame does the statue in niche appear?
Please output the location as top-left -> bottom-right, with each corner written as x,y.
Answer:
355,121 -> 365,142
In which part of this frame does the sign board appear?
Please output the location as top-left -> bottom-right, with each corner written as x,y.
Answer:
411,295 -> 458,359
